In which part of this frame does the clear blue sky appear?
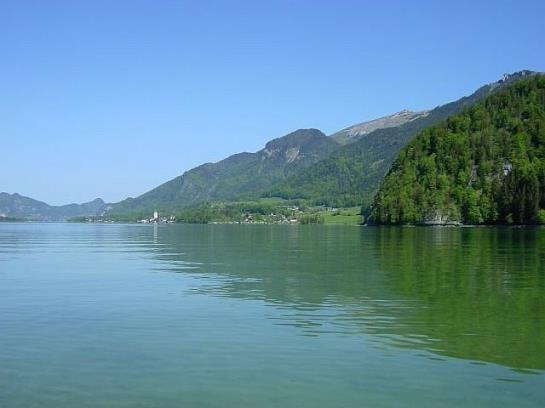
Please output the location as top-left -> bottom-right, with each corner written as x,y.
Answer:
1,0 -> 544,205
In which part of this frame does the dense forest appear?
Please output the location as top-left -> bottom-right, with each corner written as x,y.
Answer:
369,75 -> 545,225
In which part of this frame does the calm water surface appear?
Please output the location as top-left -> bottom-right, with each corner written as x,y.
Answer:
0,223 -> 544,407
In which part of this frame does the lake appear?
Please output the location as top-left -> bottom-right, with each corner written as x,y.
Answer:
0,223 -> 544,407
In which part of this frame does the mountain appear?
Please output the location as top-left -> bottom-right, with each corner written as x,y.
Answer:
107,128 -> 340,215
105,70 -> 541,218
369,75 -> 545,225
0,193 -> 107,221
267,70 -> 541,209
330,110 -> 429,145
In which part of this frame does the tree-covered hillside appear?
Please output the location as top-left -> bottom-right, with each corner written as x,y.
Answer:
266,71 -> 539,209
369,75 -> 545,225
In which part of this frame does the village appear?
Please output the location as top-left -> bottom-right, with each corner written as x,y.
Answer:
137,211 -> 176,224
69,205 -> 362,225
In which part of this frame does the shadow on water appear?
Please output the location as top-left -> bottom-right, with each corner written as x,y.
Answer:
149,224 -> 545,371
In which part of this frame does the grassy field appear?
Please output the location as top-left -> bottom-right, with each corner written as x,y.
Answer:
321,207 -> 363,225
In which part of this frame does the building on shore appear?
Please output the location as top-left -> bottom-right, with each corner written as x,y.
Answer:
137,210 -> 175,224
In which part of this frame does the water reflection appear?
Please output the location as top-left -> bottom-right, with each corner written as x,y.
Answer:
150,225 -> 545,371
374,227 -> 545,370
2,223 -> 542,372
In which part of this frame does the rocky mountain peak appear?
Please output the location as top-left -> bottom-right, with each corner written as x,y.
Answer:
330,110 -> 429,145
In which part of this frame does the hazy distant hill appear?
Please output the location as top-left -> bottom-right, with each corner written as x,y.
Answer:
0,193 -> 106,221
267,71 -> 540,209
369,75 -> 545,225
107,129 -> 340,215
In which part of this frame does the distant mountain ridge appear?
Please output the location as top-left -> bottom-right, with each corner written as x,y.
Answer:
107,128 -> 340,215
107,70 -> 541,217
0,192 -> 107,221
5,70 -> 541,221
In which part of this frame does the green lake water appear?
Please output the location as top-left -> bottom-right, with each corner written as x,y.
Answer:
0,223 -> 544,407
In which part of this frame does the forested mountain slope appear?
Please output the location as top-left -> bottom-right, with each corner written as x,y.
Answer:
369,75 -> 545,225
